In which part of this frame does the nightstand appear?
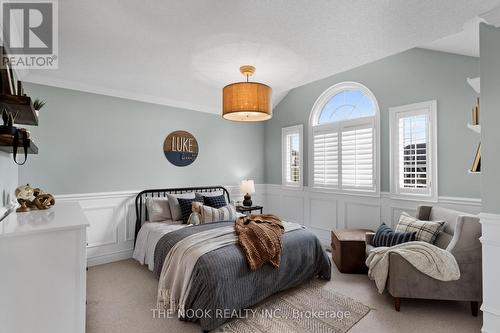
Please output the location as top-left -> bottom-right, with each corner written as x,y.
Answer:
236,205 -> 263,215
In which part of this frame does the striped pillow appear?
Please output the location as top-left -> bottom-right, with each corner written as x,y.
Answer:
373,223 -> 416,247
199,204 -> 237,224
396,212 -> 445,244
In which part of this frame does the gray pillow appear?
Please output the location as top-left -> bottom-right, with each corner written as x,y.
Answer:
145,197 -> 172,222
167,192 -> 195,221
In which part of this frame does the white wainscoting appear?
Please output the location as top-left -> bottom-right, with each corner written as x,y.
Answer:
56,184 -> 481,267
261,185 -> 482,245
479,213 -> 500,333
56,186 -> 264,267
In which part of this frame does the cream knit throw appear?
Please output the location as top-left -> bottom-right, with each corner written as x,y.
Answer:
366,241 -> 460,293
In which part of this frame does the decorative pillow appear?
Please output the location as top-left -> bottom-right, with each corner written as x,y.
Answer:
373,223 -> 416,247
199,204 -> 237,224
167,193 -> 195,221
178,197 -> 204,223
396,212 -> 445,244
145,197 -> 172,222
202,194 -> 227,209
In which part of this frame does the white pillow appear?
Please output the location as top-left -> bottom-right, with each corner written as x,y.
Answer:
145,197 -> 172,222
167,192 -> 195,221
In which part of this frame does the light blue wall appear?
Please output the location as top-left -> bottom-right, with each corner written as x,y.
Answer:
0,152 -> 18,208
19,84 -> 265,195
264,48 -> 481,198
480,23 -> 500,214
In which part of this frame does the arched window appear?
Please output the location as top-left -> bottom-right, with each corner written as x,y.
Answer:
309,82 -> 379,192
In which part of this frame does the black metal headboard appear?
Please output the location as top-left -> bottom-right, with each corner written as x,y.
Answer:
134,186 -> 230,243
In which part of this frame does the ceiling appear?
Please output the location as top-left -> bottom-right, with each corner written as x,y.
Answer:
423,4 -> 500,58
22,0 -> 500,115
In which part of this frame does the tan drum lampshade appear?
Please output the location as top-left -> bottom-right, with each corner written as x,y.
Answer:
222,66 -> 272,122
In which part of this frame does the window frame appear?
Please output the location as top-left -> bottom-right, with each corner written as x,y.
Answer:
282,124 -> 304,188
389,100 -> 438,202
308,82 -> 380,195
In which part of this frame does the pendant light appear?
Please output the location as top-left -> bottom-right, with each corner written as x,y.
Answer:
222,65 -> 272,122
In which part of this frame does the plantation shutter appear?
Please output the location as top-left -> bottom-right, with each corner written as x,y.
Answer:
398,114 -> 428,190
341,126 -> 374,189
285,133 -> 300,184
313,130 -> 338,187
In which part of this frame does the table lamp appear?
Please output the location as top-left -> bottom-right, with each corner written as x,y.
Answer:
240,180 -> 255,207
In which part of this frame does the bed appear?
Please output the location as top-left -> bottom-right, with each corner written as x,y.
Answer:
133,186 -> 331,332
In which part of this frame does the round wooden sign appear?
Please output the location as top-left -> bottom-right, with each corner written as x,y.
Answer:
163,131 -> 199,167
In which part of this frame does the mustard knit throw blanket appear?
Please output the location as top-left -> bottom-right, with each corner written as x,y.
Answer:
235,214 -> 285,271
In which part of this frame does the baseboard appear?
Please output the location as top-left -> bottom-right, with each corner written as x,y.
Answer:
87,249 -> 134,267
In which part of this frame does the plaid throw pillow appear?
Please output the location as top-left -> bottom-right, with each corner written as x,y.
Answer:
177,197 -> 204,223
202,194 -> 227,209
373,223 -> 416,247
396,212 -> 445,244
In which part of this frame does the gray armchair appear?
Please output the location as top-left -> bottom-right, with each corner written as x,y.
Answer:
366,205 -> 482,316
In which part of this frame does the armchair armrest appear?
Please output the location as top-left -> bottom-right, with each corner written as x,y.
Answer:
365,232 -> 376,246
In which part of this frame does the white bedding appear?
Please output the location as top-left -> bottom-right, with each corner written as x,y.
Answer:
132,221 -> 187,271
132,213 -> 248,271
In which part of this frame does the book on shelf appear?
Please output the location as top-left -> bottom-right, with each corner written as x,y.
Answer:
471,142 -> 481,172
472,98 -> 480,125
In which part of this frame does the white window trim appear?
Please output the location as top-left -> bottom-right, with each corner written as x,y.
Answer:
282,124 -> 304,188
308,82 -> 380,196
389,100 -> 438,202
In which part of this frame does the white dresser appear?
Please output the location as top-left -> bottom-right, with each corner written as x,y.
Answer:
0,202 -> 89,333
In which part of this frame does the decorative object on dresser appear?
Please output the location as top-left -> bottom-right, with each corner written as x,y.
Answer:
240,179 -> 255,206
222,65 -> 272,122
365,205 -> 482,316
331,229 -> 372,274
236,205 -> 263,215
163,130 -> 199,167
15,184 -> 55,213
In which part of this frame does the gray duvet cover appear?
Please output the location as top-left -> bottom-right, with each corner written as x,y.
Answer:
153,221 -> 331,331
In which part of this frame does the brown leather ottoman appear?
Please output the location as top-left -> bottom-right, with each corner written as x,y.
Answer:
331,229 -> 372,274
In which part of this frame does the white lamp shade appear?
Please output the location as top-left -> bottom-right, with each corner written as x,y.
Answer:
240,180 -> 255,194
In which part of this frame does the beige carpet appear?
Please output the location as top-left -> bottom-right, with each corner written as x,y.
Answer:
86,259 -> 482,333
218,280 -> 370,333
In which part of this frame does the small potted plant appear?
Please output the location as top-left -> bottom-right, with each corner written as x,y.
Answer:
0,107 -> 18,136
33,99 -> 46,117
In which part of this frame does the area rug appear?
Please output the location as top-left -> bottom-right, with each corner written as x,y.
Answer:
216,280 -> 370,333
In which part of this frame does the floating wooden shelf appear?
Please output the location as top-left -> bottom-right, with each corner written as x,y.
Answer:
0,94 -> 38,126
0,136 -> 38,154
467,77 -> 480,94
467,123 -> 481,134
